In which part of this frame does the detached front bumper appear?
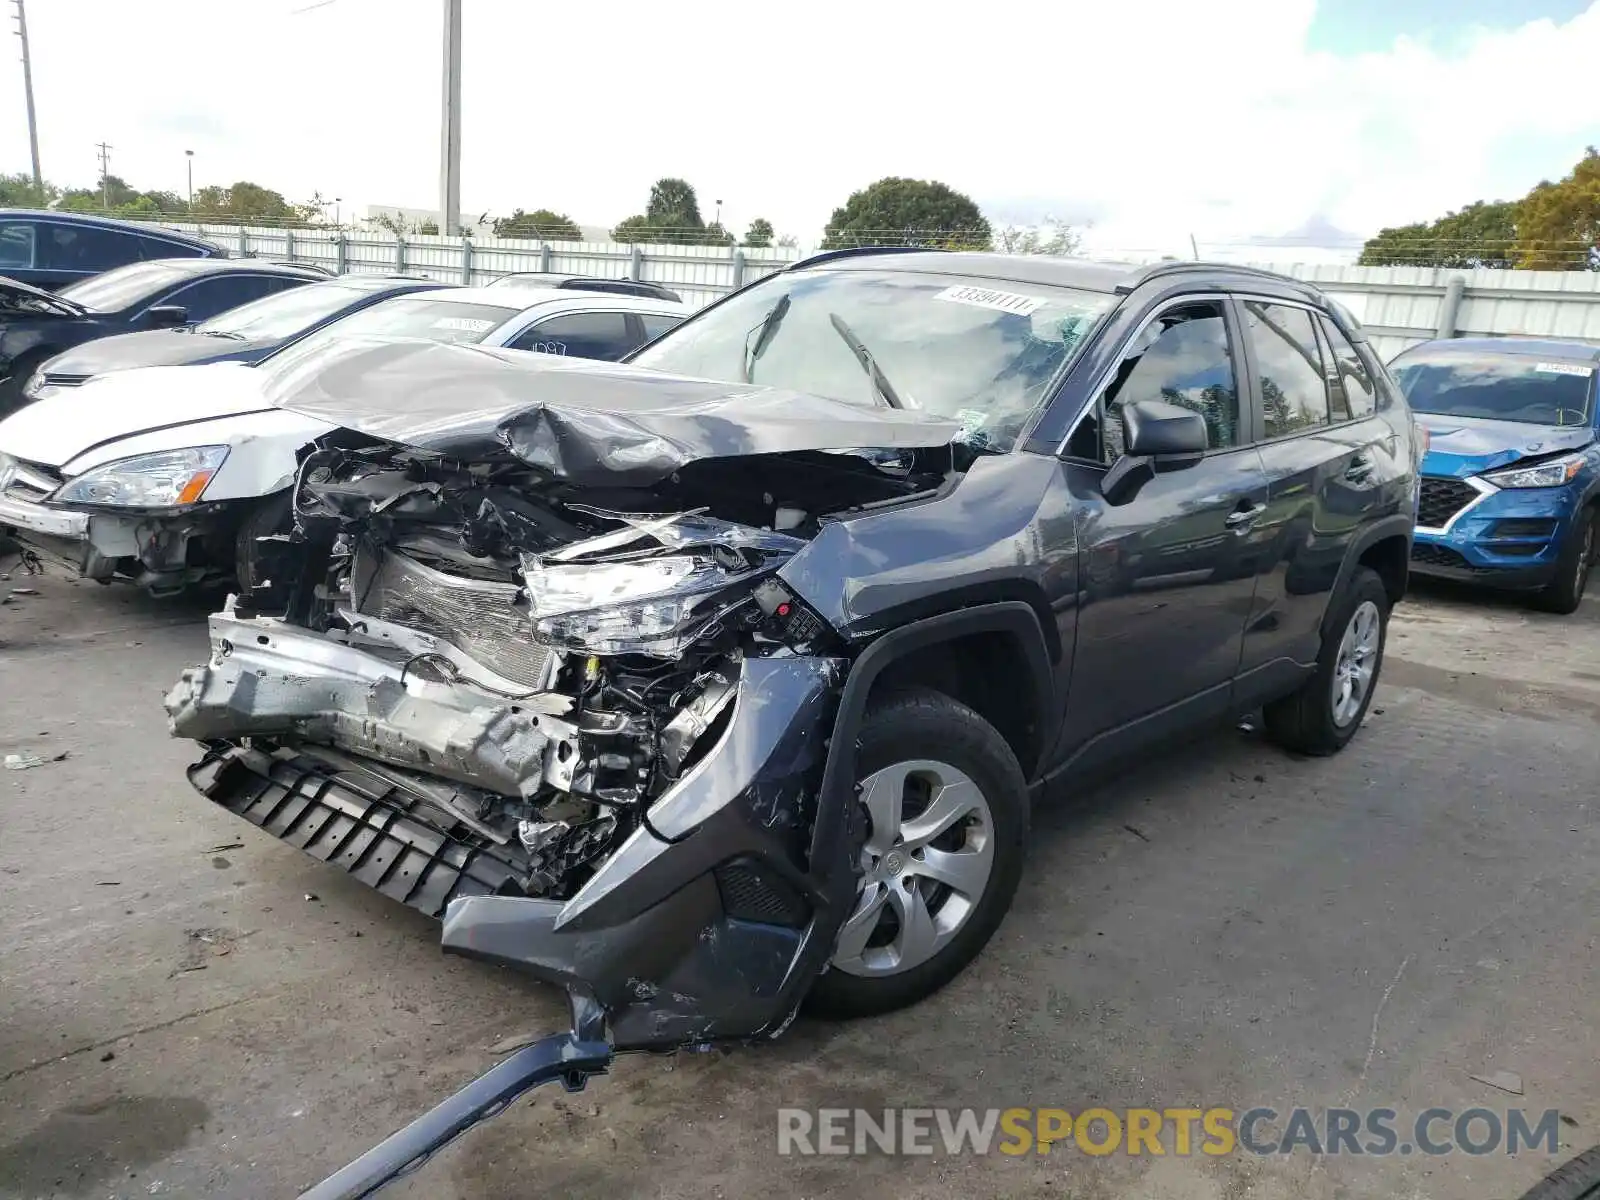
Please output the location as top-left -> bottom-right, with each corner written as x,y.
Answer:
0,490 -> 92,574
171,603 -> 858,1052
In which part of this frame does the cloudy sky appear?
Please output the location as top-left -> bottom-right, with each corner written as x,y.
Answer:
3,0 -> 1598,259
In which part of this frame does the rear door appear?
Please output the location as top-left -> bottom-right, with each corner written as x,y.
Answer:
1056,296 -> 1270,759
1235,297 -> 1393,687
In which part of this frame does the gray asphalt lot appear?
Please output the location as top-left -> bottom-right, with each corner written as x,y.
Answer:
1,571 -> 1596,1199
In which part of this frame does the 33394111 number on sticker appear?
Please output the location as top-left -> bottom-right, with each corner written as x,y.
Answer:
932,285 -> 1044,317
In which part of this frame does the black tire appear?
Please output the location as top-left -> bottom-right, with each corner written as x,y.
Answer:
1532,506 -> 1596,615
804,688 -> 1029,1020
233,491 -> 294,594
1517,1144 -> 1600,1200
1263,566 -> 1389,756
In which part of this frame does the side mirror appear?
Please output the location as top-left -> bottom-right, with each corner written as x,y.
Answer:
1102,399 -> 1209,505
145,305 -> 188,328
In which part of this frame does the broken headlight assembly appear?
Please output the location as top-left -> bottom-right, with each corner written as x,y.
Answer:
522,514 -> 808,658
49,445 -> 228,508
1480,452 -> 1588,489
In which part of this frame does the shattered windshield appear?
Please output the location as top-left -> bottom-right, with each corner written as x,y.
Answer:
1391,352 -> 1597,426
629,268 -> 1114,452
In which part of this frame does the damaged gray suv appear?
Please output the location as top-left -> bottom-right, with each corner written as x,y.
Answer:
165,249 -> 1419,1054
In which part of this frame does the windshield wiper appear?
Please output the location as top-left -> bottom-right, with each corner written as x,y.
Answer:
197,329 -> 246,340
828,312 -> 904,409
742,293 -> 790,382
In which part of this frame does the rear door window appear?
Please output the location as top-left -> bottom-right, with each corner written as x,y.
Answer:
41,223 -> 145,272
511,311 -> 637,360
639,312 -> 685,342
151,274 -> 302,324
1242,301 -> 1331,438
138,235 -> 208,261
0,221 -> 36,270
1316,315 -> 1377,419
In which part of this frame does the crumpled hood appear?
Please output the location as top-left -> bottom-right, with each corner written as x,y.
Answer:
41,329 -> 274,378
1417,412 -> 1595,480
263,336 -> 964,486
0,360 -> 266,469
0,274 -> 85,317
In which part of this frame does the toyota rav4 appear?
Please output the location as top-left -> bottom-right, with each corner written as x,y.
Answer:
162,249 -> 1421,1057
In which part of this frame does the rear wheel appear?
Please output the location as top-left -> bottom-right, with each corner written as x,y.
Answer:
1532,506 -> 1595,615
1264,566 -> 1389,756
805,688 -> 1028,1020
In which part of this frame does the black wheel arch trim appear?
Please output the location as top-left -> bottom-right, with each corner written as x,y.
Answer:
1328,514 -> 1414,623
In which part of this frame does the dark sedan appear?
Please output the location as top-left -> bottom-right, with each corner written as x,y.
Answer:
24,273 -> 451,401
0,209 -> 227,291
0,258 -> 327,413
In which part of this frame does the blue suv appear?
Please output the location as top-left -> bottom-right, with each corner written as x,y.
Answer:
1391,337 -> 1599,613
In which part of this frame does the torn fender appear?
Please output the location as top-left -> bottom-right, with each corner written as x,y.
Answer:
440,654 -> 858,1050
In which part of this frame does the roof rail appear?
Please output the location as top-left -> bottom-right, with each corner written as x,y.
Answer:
786,245 -> 945,272
259,259 -> 333,276
1116,260 -> 1309,294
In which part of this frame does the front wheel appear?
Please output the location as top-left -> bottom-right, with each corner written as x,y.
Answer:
1264,566 -> 1389,756
805,688 -> 1029,1021
1532,507 -> 1595,615
233,491 -> 294,595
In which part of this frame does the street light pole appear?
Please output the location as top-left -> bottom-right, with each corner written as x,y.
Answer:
185,150 -> 194,211
12,0 -> 42,192
439,0 -> 462,237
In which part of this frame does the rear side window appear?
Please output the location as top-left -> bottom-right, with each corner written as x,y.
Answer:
41,223 -> 145,272
1242,301 -> 1330,437
1317,315 -> 1376,418
0,221 -> 36,269
1072,300 -> 1240,461
640,312 -> 684,341
154,274 -> 303,324
138,235 -> 207,260
512,311 -> 637,360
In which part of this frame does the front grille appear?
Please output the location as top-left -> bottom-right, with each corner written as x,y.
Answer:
351,547 -> 552,688
1411,543 -> 1471,570
1417,477 -> 1480,529
714,860 -> 810,928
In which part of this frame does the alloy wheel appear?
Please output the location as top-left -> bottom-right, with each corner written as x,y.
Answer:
832,759 -> 995,978
1331,600 -> 1381,728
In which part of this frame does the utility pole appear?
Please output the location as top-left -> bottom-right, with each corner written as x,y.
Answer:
96,142 -> 113,210
185,150 -> 194,210
12,0 -> 42,193
439,0 -> 462,237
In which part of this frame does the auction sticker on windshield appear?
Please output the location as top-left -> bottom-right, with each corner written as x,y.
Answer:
1534,362 -> 1594,377
433,317 -> 498,333
933,285 -> 1044,317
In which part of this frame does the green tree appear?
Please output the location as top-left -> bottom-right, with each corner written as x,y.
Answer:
646,177 -> 703,228
700,221 -> 736,247
0,173 -> 58,208
1357,200 -> 1519,269
995,217 -> 1082,256
60,174 -> 141,212
743,217 -> 774,248
822,178 -> 992,250
1514,147 -> 1600,270
190,181 -> 311,226
493,208 -> 583,240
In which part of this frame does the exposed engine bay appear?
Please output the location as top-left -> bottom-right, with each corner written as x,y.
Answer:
166,431 -> 954,906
